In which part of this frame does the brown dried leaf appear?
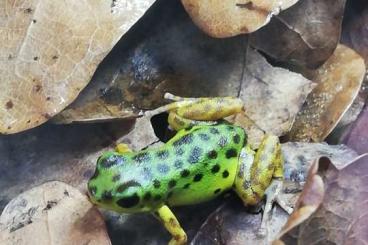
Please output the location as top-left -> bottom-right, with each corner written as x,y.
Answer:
276,154 -> 368,245
240,48 -> 315,136
0,181 -> 110,245
181,0 -> 298,38
288,44 -> 366,142
192,200 -> 289,244
251,0 -> 346,68
55,1 -> 246,123
0,0 -> 155,134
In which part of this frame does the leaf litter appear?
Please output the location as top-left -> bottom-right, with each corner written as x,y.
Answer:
0,0 -> 367,244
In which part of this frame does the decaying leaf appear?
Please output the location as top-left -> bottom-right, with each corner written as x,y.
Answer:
0,181 -> 110,245
55,0 -> 246,123
0,0 -> 155,134
192,200 -> 289,244
240,48 -> 315,136
288,44 -> 366,142
276,154 -> 368,245
181,0 -> 298,38
251,0 -> 346,68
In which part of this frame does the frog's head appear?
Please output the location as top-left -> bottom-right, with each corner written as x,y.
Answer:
87,152 -> 147,213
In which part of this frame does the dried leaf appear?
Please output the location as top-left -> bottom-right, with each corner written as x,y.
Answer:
240,49 -> 315,136
181,0 -> 298,38
340,106 -> 368,155
276,154 -> 368,244
275,158 -> 326,244
0,181 -> 110,245
251,0 -> 346,68
288,44 -> 366,142
55,0 -> 246,123
192,200 -> 289,244
0,0 -> 155,134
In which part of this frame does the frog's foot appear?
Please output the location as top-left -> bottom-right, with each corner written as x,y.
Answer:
115,143 -> 132,153
258,179 -> 293,237
153,205 -> 187,245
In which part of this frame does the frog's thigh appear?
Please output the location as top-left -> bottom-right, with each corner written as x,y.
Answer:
234,135 -> 283,206
153,205 -> 187,245
115,143 -> 132,153
168,112 -> 216,131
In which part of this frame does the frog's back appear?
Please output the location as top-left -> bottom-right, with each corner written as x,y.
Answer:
155,124 -> 246,206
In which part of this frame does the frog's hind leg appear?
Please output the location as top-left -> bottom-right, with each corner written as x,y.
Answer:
164,92 -> 202,102
233,135 -> 288,236
153,205 -> 187,245
168,112 -> 217,131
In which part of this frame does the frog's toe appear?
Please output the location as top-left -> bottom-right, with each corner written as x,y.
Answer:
168,234 -> 187,245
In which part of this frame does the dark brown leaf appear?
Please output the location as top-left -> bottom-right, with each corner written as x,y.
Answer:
276,154 -> 368,244
251,0 -> 346,68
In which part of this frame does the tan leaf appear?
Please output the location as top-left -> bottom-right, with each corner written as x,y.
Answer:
181,0 -> 298,38
0,181 -> 110,245
240,49 -> 315,136
288,44 -> 366,142
0,0 -> 155,134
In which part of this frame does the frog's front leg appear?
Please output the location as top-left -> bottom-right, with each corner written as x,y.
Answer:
233,135 -> 287,236
153,205 -> 187,245
115,143 -> 132,153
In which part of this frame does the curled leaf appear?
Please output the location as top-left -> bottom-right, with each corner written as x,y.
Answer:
0,0 -> 155,134
181,0 -> 298,37
288,44 -> 366,142
276,154 -> 368,244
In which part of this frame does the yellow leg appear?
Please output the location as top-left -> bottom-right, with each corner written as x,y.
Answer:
145,93 -> 244,122
234,135 -> 289,237
168,112 -> 216,131
115,143 -> 132,153
153,205 -> 187,245
234,135 -> 282,206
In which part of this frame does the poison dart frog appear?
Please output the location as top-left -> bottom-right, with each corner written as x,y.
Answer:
87,93 -> 288,245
